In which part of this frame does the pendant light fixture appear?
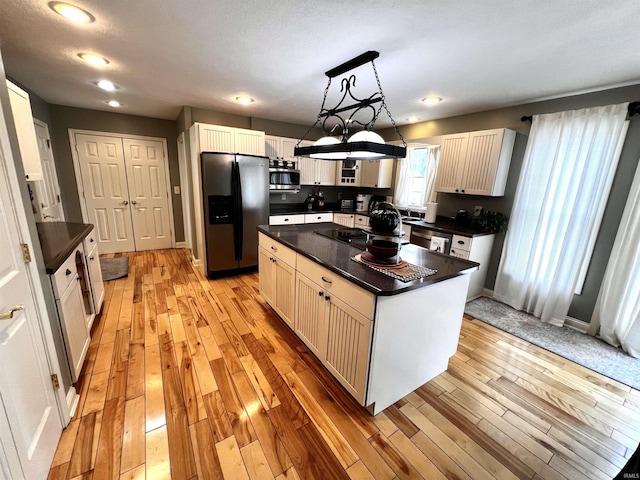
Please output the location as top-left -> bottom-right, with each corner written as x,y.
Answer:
294,51 -> 407,161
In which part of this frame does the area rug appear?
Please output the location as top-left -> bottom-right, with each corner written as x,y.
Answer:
465,296 -> 640,391
100,257 -> 129,281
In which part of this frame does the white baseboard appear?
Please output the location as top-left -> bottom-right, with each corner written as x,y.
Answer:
482,288 -> 494,298
66,387 -> 79,419
565,316 -> 589,334
192,256 -> 202,268
175,241 -> 186,248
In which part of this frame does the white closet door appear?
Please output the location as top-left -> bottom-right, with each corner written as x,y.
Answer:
34,120 -> 64,221
123,138 -> 172,251
75,133 -> 135,254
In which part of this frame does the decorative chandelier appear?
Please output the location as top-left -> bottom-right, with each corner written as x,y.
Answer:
294,51 -> 407,161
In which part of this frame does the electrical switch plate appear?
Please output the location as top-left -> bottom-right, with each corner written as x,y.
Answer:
173,186 -> 180,195
473,205 -> 483,217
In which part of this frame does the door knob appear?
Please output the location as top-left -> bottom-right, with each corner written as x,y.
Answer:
121,200 -> 129,206
131,200 -> 137,205
0,305 -> 24,321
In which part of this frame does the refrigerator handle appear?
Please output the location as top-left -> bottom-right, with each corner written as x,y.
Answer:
232,161 -> 244,261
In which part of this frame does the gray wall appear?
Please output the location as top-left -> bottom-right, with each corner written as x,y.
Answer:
1,57 -> 72,390
379,84 -> 640,323
49,106 -> 185,242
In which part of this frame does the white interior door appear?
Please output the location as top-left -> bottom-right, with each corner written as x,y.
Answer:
33,119 -> 64,222
123,138 -> 172,251
0,111 -> 62,479
75,133 -> 135,254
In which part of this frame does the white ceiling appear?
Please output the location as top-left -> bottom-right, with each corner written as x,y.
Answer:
1,0 -> 639,129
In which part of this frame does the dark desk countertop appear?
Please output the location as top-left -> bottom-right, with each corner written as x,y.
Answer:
36,222 -> 94,274
258,223 -> 479,296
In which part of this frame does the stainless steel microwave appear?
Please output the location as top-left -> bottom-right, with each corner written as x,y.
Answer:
269,168 -> 301,192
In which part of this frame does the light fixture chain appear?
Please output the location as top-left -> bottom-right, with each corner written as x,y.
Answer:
296,77 -> 333,146
371,60 -> 407,147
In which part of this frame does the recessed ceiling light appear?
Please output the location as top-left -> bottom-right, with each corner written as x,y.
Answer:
78,53 -> 109,66
421,96 -> 442,106
49,2 -> 94,23
406,117 -> 420,123
235,96 -> 255,105
96,80 -> 116,91
106,100 -> 121,107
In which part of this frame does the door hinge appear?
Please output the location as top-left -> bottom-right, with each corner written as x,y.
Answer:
51,374 -> 60,390
46,139 -> 51,149
57,194 -> 61,203
21,244 -> 32,263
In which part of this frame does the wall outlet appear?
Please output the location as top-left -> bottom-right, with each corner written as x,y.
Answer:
473,205 -> 483,217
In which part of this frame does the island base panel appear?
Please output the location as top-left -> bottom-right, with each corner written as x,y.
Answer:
366,274 -> 469,415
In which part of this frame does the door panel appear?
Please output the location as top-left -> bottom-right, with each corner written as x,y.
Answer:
75,133 -> 135,254
123,138 -> 172,251
237,155 -> 269,268
0,114 -> 62,478
33,121 -> 64,221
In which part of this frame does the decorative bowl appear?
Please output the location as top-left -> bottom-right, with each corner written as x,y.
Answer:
369,202 -> 400,232
365,238 -> 399,259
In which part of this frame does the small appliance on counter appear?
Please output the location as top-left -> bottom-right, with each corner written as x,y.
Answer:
356,193 -> 372,212
340,199 -> 354,211
455,209 -> 470,226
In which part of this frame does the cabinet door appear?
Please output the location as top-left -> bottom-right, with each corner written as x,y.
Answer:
324,295 -> 372,403
86,244 -> 105,315
198,124 -> 235,152
6,81 -> 43,181
463,129 -> 505,195
359,160 -> 380,188
333,214 -> 355,228
57,279 -> 90,381
280,137 -> 298,161
265,135 -> 280,159
316,159 -> 337,185
295,274 -> 327,358
435,133 -> 468,193
274,259 -> 296,328
234,128 -> 265,156
299,157 -> 316,185
258,246 -> 276,306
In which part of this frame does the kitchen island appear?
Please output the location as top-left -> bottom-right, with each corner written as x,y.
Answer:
257,222 -> 478,414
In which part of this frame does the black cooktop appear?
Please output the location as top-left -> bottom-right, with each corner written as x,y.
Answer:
314,228 -> 367,250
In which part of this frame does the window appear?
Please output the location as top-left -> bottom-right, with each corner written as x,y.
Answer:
394,145 -> 440,209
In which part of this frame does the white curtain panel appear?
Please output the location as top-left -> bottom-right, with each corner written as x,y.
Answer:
394,148 -> 413,207
422,145 -> 440,205
594,158 -> 640,357
494,103 -> 629,326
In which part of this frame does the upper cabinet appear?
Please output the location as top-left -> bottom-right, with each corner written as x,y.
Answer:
6,80 -> 43,181
196,123 -> 265,156
265,135 -> 299,161
300,156 -> 336,185
435,128 -> 516,196
359,159 -> 394,188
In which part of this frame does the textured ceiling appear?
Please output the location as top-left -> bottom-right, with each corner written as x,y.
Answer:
1,0 -> 639,128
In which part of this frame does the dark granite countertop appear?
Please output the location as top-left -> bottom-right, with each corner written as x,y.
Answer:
258,223 -> 479,296
404,218 -> 493,237
270,203 -> 360,216
36,222 -> 94,274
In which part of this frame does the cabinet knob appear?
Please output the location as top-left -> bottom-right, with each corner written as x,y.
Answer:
324,295 -> 330,301
461,189 -> 465,193
65,269 -> 72,276
318,291 -> 323,296
271,245 -> 277,251
455,189 -> 459,193
90,256 -> 95,260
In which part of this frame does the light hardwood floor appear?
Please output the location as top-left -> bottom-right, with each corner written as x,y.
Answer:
47,248 -> 640,479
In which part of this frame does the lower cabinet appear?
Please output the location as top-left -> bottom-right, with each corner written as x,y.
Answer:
258,234 -> 296,327
333,213 -> 355,227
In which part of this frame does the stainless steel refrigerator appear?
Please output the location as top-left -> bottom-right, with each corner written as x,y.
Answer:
201,152 -> 269,278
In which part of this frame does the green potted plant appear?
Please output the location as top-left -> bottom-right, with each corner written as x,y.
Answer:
475,210 -> 508,234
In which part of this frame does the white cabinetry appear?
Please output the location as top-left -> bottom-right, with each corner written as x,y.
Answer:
269,214 -> 306,225
51,248 -> 90,382
304,212 -> 332,223
83,229 -> 104,324
295,255 -> 374,403
299,157 -> 336,186
359,159 -> 394,188
435,128 -> 516,196
258,233 -> 297,327
265,135 -> 299,162
333,213 -> 355,227
189,122 -> 266,273
354,214 -> 369,228
449,233 -> 495,300
6,80 -> 43,181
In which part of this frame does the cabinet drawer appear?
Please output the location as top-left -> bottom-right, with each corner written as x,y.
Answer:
269,214 -> 305,225
297,254 -> 374,319
83,228 -> 98,253
355,214 -> 369,227
450,248 -> 470,259
258,233 -> 297,267
451,235 -> 472,252
305,212 -> 333,223
52,249 -> 80,298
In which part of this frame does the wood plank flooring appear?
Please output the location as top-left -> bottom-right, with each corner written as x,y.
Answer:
47,248 -> 640,479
